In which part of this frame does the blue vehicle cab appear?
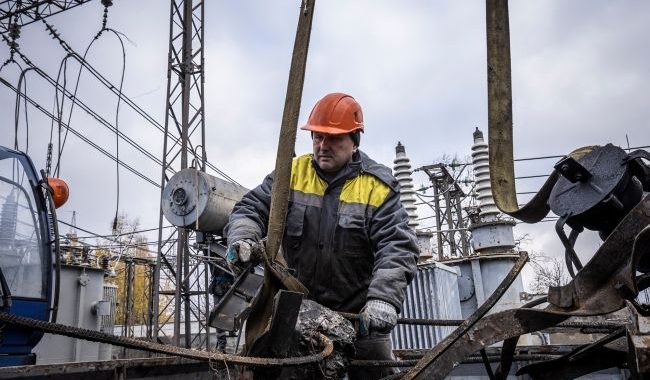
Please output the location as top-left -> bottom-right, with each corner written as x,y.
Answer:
0,146 -> 57,366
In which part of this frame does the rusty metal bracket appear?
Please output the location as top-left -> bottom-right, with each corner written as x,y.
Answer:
517,345 -> 626,379
546,195 -> 650,315
627,300 -> 650,378
403,308 -> 570,380
248,290 -> 304,358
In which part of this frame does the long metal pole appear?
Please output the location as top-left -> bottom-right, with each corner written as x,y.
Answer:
486,0 -> 515,213
152,0 -> 178,343
432,181 -> 444,260
177,0 -> 194,348
455,191 -> 470,256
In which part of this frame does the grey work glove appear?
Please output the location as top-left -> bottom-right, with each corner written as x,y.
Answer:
225,238 -> 265,270
226,239 -> 256,264
359,299 -> 398,336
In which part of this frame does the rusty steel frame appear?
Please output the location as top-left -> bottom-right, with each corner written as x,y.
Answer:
397,196 -> 650,379
152,0 -> 210,349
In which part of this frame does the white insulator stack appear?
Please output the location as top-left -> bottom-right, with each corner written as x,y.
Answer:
393,142 -> 418,229
471,128 -> 499,222
468,127 -> 516,253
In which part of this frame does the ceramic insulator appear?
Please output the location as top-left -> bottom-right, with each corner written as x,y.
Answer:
393,142 -> 419,229
471,128 -> 500,222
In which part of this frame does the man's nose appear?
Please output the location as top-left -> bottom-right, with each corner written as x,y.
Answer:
317,138 -> 330,150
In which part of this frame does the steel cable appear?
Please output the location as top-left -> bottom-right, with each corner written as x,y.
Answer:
0,311 -> 333,367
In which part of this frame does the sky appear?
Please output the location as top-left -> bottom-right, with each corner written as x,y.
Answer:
1,1 -> 649,290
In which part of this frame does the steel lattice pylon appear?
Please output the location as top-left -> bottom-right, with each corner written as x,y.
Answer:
421,164 -> 470,260
0,0 -> 91,34
151,0 -> 210,349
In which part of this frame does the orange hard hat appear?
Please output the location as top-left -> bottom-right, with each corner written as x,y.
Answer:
301,93 -> 364,135
47,177 -> 69,209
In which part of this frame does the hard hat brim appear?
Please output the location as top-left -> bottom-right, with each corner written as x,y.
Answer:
300,124 -> 364,134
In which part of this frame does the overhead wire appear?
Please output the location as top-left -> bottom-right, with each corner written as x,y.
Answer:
73,224 -> 175,240
0,76 -> 160,187
14,66 -> 33,152
0,34 -> 164,182
60,5 -> 130,233
512,146 -> 650,163
0,23 -> 239,186
40,20 -> 240,185
58,219 -> 161,256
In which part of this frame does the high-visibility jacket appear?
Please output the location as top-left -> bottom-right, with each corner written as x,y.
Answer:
224,151 -> 419,313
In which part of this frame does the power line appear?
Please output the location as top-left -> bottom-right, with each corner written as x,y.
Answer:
40,22 -> 241,185
515,174 -> 549,180
0,76 -> 161,187
513,145 -> 649,162
2,35 -> 168,170
58,219 -> 163,256
74,225 -> 175,239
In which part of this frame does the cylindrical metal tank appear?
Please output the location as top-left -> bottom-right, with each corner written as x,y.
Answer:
162,169 -> 249,234
468,220 -> 516,252
448,255 -> 524,319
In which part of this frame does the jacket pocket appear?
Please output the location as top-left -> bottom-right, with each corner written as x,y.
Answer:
285,204 -> 306,249
337,213 -> 370,257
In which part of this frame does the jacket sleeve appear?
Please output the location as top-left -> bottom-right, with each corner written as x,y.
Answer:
366,189 -> 420,312
223,172 -> 274,244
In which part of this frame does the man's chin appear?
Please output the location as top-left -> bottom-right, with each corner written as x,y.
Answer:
317,160 -> 336,172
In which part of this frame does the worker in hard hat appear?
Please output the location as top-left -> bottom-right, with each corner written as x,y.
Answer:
224,92 -> 419,378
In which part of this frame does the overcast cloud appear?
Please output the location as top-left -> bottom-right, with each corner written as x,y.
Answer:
1,1 -> 648,288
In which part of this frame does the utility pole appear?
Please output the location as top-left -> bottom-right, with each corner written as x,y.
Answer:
152,0 -> 208,349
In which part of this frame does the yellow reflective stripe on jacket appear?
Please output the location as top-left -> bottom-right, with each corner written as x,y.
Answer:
290,153 -> 391,211
290,154 -> 327,196
340,174 -> 391,209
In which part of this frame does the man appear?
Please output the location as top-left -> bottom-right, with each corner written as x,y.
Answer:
209,269 -> 233,353
224,92 -> 419,378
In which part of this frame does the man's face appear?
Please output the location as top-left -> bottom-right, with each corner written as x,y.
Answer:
312,132 -> 356,172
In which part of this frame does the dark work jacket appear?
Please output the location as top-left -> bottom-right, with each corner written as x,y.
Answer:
224,151 -> 419,313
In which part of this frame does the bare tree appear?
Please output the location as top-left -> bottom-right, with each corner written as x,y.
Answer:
528,252 -> 570,294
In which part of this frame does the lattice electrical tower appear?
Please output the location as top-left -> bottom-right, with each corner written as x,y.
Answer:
151,0 -> 209,349
421,164 -> 471,260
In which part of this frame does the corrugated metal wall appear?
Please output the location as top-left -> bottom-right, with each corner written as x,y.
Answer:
101,284 -> 118,333
392,262 -> 462,349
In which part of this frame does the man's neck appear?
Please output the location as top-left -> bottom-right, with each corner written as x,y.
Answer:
313,151 -> 361,184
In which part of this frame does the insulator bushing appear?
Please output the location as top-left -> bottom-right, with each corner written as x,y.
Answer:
393,142 -> 419,229
0,190 -> 18,245
471,128 -> 499,221
469,128 -> 515,252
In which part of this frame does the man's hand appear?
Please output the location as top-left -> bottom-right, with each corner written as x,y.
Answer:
359,299 -> 397,336
226,239 -> 265,265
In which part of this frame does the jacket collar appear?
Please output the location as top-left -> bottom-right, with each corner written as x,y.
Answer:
310,150 -> 399,192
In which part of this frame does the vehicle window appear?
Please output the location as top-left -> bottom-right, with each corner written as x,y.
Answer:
0,156 -> 46,299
